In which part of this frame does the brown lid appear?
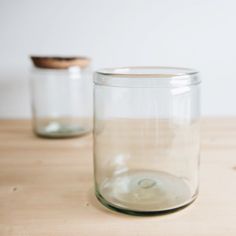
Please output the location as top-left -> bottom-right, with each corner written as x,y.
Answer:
30,56 -> 90,69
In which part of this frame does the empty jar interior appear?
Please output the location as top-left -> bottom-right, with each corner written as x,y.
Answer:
94,67 -> 200,214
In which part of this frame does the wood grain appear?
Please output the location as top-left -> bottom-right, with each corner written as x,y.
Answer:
0,119 -> 236,235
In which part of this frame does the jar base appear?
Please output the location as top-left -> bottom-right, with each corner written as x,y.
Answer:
35,121 -> 90,138
96,191 -> 196,216
96,170 -> 197,215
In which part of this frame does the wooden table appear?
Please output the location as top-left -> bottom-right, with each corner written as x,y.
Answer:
0,119 -> 236,235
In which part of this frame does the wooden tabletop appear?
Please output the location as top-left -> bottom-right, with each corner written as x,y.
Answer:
0,119 -> 236,236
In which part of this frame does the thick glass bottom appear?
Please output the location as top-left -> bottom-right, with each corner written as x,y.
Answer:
35,121 -> 90,138
96,170 -> 197,215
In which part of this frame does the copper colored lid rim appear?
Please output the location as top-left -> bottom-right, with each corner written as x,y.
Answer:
30,56 -> 91,69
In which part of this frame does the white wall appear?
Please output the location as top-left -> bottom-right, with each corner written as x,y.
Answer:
0,0 -> 235,118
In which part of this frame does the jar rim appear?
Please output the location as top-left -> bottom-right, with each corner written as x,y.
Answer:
96,66 -> 198,78
95,66 -> 200,88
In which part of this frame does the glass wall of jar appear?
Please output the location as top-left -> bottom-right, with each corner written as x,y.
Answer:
30,56 -> 92,138
93,67 -> 200,215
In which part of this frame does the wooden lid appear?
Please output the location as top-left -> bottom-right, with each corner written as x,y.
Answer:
30,56 -> 90,69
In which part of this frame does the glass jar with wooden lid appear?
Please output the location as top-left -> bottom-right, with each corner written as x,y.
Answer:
30,56 -> 92,138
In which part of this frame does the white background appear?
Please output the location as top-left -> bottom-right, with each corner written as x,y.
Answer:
0,0 -> 235,118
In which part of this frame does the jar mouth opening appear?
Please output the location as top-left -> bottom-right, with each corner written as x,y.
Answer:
95,66 -> 200,88
96,66 -> 198,78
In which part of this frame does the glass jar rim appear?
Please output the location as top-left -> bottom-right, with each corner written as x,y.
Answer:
95,66 -> 200,88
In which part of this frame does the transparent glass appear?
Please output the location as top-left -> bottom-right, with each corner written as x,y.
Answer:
94,67 -> 200,215
31,66 -> 92,138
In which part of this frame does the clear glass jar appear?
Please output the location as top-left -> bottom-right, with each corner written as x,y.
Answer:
30,56 -> 92,138
94,67 -> 200,215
